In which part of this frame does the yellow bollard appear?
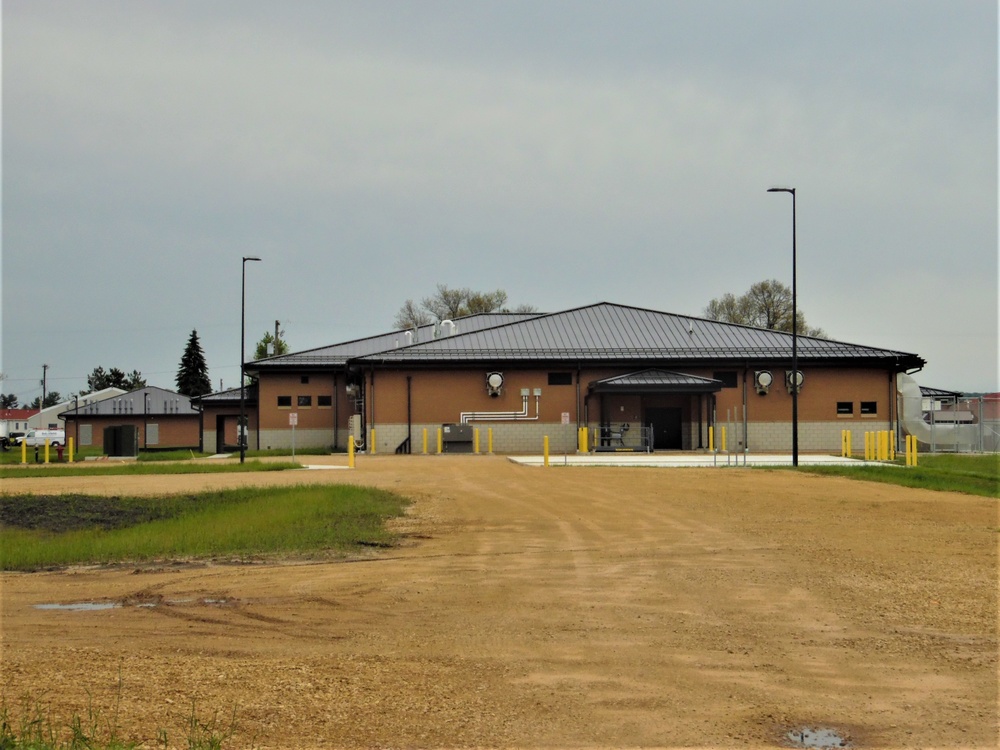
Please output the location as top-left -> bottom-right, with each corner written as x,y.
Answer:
543,435 -> 550,466
708,426 -> 714,452
69,437 -> 75,463
422,428 -> 428,455
348,438 -> 355,468
474,428 -> 480,454
580,426 -> 588,453
846,430 -> 852,458
370,429 -> 376,455
864,432 -> 870,461
44,439 -> 50,464
21,439 -> 26,464
437,428 -> 443,454
720,426 -> 727,453
488,428 -> 493,455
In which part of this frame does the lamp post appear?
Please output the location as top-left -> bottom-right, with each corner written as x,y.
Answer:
240,256 -> 262,464
767,187 -> 798,467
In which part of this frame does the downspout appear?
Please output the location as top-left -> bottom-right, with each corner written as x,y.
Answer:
742,364 -> 749,454
368,368 -> 375,449
406,375 -> 412,454
576,366 -> 582,429
333,371 -> 339,451
254,383 -> 261,451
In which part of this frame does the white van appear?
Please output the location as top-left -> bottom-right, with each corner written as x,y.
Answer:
18,429 -> 66,447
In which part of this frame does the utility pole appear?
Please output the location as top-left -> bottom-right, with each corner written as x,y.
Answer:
40,364 -> 49,412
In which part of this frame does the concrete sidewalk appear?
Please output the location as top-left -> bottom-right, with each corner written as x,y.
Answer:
508,453 -> 892,468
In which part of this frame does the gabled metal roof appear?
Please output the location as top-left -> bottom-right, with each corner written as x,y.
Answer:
191,384 -> 256,404
60,386 -> 198,417
249,312 -> 542,370
354,302 -> 924,368
589,369 -> 724,394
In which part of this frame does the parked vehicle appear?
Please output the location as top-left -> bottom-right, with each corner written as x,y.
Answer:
16,429 -> 65,447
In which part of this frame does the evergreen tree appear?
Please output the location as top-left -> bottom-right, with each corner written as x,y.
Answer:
84,366 -> 146,393
176,330 -> 212,397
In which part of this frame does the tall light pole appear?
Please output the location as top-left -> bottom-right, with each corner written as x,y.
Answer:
240,256 -> 262,464
767,187 -> 798,466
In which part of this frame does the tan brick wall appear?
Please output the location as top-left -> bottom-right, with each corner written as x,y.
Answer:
66,416 -> 200,450
253,364 -> 900,454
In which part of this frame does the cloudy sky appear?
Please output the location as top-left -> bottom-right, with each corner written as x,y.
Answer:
2,0 -> 997,405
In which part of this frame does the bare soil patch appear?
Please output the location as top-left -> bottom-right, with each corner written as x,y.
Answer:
1,456 -> 996,749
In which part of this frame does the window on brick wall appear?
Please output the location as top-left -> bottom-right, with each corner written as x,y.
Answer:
301,376 -> 310,384
547,372 -> 573,385
860,401 -> 877,414
713,371 -> 738,388
318,395 -> 332,408
837,401 -> 854,415
277,395 -> 292,408
298,395 -> 312,408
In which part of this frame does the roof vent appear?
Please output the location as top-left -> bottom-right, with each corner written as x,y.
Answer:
441,320 -> 456,336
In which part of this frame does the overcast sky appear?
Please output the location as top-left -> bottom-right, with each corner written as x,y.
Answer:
2,0 -> 997,405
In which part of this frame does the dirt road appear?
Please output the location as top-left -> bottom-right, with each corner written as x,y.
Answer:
1,456 -> 996,749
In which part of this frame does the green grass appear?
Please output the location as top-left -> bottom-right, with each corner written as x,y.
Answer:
0,693 -> 241,750
798,453 -> 999,497
0,485 -> 408,571
0,460 -> 301,480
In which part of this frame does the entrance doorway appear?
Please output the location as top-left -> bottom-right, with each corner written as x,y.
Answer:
646,407 -> 682,450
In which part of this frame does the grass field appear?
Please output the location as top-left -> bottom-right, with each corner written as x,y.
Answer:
0,459 -> 302,480
799,453 -> 999,497
0,484 -> 408,571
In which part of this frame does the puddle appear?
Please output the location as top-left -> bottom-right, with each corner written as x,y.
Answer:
34,602 -> 119,611
786,727 -> 849,748
36,597 -> 235,612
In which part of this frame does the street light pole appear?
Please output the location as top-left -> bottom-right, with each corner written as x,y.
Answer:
767,187 -> 798,466
240,256 -> 262,464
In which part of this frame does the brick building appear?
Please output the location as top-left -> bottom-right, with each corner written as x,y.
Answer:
221,302 -> 925,455
61,386 -> 201,453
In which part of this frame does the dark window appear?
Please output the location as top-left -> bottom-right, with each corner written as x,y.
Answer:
318,395 -> 332,407
837,401 -> 854,415
713,371 -> 738,388
277,395 -> 292,408
301,376 -> 310,384
548,372 -> 573,386
860,401 -> 877,414
298,395 -> 312,407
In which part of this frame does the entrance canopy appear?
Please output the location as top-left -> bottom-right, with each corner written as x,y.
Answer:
588,369 -> 724,394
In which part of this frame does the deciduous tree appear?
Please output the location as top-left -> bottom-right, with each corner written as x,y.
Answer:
704,279 -> 825,337
253,331 -> 290,360
393,285 -> 537,329
84,367 -> 146,393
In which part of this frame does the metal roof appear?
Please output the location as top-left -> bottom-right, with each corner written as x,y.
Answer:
589,369 -> 724,393
191,384 -> 256,404
355,303 -> 925,368
60,386 -> 198,417
249,312 -> 542,370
